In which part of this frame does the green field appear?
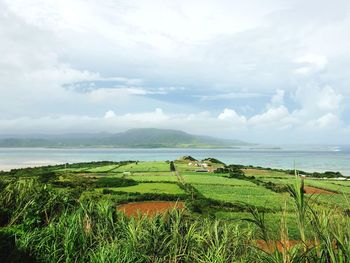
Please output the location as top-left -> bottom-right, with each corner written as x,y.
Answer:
126,174 -> 178,182
113,161 -> 171,172
258,176 -> 299,185
1,158 -> 350,262
258,175 -> 350,195
101,182 -> 184,195
194,184 -> 292,210
55,167 -> 90,172
183,173 -> 256,186
85,164 -> 120,173
311,193 -> 350,210
243,168 -> 290,178
305,179 -> 350,194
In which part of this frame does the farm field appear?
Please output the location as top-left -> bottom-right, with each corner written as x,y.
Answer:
305,179 -> 350,194
182,173 -> 255,186
85,164 -> 120,173
1,157 -> 350,262
258,175 -> 350,195
99,182 -> 184,195
126,174 -> 178,182
55,167 -> 90,172
193,184 -> 292,211
243,168 -> 291,178
113,161 -> 171,172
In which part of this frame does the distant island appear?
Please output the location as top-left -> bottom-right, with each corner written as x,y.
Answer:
0,128 -> 250,148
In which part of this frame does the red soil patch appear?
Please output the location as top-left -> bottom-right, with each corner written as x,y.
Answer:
304,186 -> 335,195
117,201 -> 185,217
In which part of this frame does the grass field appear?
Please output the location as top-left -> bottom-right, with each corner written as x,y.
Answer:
243,168 -> 290,178
85,164 -> 120,173
193,184 -> 292,210
311,193 -> 350,210
127,171 -> 174,176
327,180 -> 350,186
113,161 -> 171,172
1,158 -> 350,262
55,167 -> 90,172
183,173 -> 256,186
259,175 -> 350,195
126,174 -> 178,182
100,182 -> 184,195
305,179 -> 350,194
258,176 -> 298,184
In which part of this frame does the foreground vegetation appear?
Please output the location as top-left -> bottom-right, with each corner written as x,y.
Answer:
0,157 -> 350,262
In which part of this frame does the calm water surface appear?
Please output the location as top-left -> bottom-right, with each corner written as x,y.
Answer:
0,146 -> 349,175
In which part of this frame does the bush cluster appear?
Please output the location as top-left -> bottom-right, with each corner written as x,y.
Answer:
95,177 -> 138,188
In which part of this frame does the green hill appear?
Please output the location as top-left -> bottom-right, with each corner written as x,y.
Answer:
0,128 -> 249,148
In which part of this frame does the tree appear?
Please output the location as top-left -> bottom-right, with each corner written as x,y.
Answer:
170,161 -> 176,172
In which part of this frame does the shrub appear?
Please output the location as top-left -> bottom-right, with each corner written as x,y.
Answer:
0,228 -> 35,263
95,177 -> 138,188
170,161 -> 176,172
228,168 -> 245,179
214,165 -> 245,178
38,172 -> 58,183
202,158 -> 225,164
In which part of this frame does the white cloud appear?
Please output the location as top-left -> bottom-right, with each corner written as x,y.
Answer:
200,92 -> 263,101
217,86 -> 343,132
316,86 -> 343,112
0,1 -> 102,117
0,105 -> 348,144
121,108 -> 168,123
312,113 -> 341,128
294,54 -> 328,74
104,110 -> 116,119
249,106 -> 290,126
87,87 -> 166,103
295,85 -> 343,115
4,0 -> 284,44
218,109 -> 247,125
270,89 -> 285,106
0,110 -> 228,136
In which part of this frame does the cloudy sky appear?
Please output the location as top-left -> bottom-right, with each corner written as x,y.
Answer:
1,0 -> 350,144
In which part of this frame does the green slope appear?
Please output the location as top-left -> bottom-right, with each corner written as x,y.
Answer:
0,128 -> 250,148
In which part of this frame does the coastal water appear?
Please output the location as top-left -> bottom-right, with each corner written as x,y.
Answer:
0,145 -> 350,175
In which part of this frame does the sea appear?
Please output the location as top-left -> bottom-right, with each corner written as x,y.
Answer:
0,145 -> 350,175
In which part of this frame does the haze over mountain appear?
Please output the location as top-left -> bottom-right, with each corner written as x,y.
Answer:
0,128 -> 249,148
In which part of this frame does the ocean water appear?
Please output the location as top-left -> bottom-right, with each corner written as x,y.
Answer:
0,146 -> 350,175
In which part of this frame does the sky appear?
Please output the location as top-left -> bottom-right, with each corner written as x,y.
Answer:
1,0 -> 350,144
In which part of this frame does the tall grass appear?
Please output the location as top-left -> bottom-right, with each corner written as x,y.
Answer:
0,178 -> 78,228
1,176 -> 350,262
16,202 -> 255,262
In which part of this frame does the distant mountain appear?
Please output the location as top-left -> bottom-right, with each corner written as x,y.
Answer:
0,128 -> 250,148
